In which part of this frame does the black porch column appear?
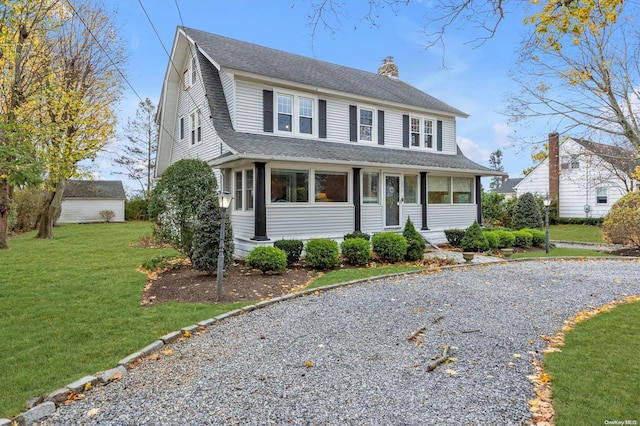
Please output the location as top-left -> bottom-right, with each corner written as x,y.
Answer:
353,168 -> 361,232
475,175 -> 482,226
420,172 -> 428,230
252,162 -> 269,241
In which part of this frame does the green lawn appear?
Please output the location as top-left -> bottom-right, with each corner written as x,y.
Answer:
544,302 -> 640,425
0,222 -> 250,418
511,247 -> 614,259
549,224 -> 605,243
306,265 -> 424,290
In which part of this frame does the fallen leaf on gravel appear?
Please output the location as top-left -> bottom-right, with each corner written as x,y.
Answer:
149,353 -> 160,361
444,369 -> 457,375
183,330 -> 191,338
110,372 -> 124,381
162,349 -> 173,356
83,382 -> 92,391
304,361 -> 314,368
512,353 -> 522,359
87,408 -> 100,417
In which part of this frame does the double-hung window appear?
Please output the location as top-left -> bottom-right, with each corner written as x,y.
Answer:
234,169 -> 254,211
277,95 -> 293,132
411,118 -> 421,147
359,109 -> 373,141
410,116 -> 435,149
179,117 -> 185,140
424,119 -> 434,148
190,57 -> 197,86
299,98 -> 313,134
596,187 -> 608,204
190,111 -> 201,145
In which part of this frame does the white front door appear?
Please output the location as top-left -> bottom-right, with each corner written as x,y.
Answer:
385,175 -> 401,227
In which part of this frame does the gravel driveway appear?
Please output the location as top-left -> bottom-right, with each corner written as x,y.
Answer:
39,259 -> 639,425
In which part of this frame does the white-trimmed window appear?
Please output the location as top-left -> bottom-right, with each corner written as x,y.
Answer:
410,116 -> 435,149
411,118 -> 420,147
182,70 -> 189,90
596,187 -> 608,204
190,111 -> 201,145
561,155 -> 579,169
190,57 -> 197,86
315,171 -> 348,202
299,97 -> 313,134
404,175 -> 418,204
359,108 -> 373,141
235,169 -> 254,211
424,119 -> 434,148
428,176 -> 474,204
277,94 -> 293,132
179,117 -> 185,140
271,169 -> 309,203
452,177 -> 473,204
363,172 -> 379,204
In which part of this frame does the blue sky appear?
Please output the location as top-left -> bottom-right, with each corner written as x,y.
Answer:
99,0 -> 544,193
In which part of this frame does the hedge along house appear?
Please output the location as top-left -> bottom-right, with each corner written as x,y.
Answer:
155,27 -> 502,256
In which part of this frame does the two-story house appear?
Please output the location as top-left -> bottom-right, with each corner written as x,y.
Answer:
514,132 -> 638,218
155,27 -> 500,256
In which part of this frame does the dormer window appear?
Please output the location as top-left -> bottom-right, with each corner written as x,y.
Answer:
274,92 -> 316,136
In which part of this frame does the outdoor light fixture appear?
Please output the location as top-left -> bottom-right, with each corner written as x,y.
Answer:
216,191 -> 233,301
543,196 -> 551,254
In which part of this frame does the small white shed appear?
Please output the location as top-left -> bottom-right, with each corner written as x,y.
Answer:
59,180 -> 126,223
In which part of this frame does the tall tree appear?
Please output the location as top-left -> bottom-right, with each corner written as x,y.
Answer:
0,0 -> 60,249
19,0 -> 126,239
114,98 -> 158,199
507,5 -> 640,153
488,149 -> 504,191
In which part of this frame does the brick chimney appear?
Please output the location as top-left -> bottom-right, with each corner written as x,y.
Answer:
378,56 -> 399,79
548,132 -> 560,201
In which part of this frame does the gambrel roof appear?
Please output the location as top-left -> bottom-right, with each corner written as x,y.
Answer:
182,27 -> 467,117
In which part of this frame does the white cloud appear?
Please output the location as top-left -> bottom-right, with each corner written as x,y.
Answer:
457,137 -> 492,162
493,122 -> 512,147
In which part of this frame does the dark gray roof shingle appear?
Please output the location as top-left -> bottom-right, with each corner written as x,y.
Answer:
574,139 -> 640,173
196,51 -> 496,174
496,178 -> 523,193
64,180 -> 126,199
183,27 -> 467,117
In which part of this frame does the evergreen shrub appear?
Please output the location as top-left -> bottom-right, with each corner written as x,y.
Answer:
603,191 -> 640,247
513,230 -> 533,247
273,239 -> 303,266
460,221 -> 490,252
444,229 -> 465,247
483,231 -> 500,250
340,238 -> 371,265
372,232 -> 408,263
305,238 -> 340,269
403,218 -> 427,261
512,192 -> 543,230
343,231 -> 371,241
246,246 -> 287,274
494,229 -> 515,248
522,228 -> 545,247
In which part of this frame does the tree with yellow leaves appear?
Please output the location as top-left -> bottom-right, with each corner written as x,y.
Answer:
17,0 -> 126,239
0,0 -> 60,249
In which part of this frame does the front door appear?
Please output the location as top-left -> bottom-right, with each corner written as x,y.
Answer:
385,175 -> 401,227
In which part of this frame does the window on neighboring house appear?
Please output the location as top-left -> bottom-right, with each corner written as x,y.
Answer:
428,176 -> 451,204
452,177 -> 473,204
245,170 -> 254,210
596,187 -> 608,204
277,94 -> 293,132
404,175 -> 418,203
410,118 -> 420,147
234,171 -> 243,210
359,108 -> 373,141
179,117 -> 185,140
424,119 -> 433,148
190,57 -> 197,86
561,155 -> 579,169
363,172 -> 379,204
271,169 -> 309,202
315,171 -> 348,202
299,97 -> 313,134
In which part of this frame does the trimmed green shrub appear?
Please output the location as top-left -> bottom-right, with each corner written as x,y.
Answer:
522,228 -> 545,247
341,238 -> 371,265
246,246 -> 287,274
483,231 -> 500,250
494,229 -> 515,248
274,239 -> 303,266
558,217 -> 604,226
603,191 -> 640,247
305,238 -> 340,269
513,230 -> 533,247
343,231 -> 371,241
403,217 -> 427,261
512,192 -> 543,230
444,229 -> 465,247
372,232 -> 408,263
461,221 -> 490,252
191,194 -> 235,274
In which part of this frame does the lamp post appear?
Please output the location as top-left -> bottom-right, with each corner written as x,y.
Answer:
216,191 -> 233,301
543,196 -> 552,254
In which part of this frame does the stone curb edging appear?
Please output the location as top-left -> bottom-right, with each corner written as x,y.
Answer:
5,256 -> 640,425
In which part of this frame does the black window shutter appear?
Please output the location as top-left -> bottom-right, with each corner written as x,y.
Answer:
319,100 -> 327,139
437,120 -> 443,151
377,110 -> 385,145
402,114 -> 409,148
263,90 -> 273,133
349,105 -> 357,142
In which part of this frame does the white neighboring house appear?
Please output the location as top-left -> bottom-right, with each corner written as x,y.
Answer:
155,27 -> 503,256
59,180 -> 126,223
514,133 -> 638,218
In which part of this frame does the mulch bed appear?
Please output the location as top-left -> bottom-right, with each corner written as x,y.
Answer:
141,261 -> 319,306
